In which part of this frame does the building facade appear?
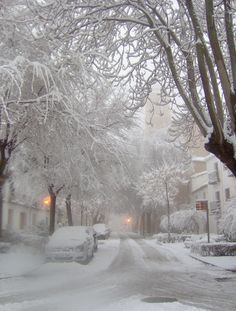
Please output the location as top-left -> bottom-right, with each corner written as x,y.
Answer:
191,154 -> 236,233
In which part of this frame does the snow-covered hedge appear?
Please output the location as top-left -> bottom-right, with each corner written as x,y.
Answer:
184,234 -> 225,248
160,209 -> 206,234
220,196 -> 236,241
191,242 -> 236,256
154,233 -> 191,243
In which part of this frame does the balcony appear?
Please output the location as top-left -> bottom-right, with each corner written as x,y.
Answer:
208,170 -> 220,184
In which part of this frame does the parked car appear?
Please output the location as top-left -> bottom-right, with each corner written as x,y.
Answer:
93,223 -> 111,240
45,226 -> 96,263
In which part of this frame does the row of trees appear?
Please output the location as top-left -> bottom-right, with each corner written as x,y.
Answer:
0,1 -> 134,235
2,1 -> 236,236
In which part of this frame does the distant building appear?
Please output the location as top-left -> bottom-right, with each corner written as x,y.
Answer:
144,87 -> 172,134
191,154 -> 236,233
2,200 -> 49,233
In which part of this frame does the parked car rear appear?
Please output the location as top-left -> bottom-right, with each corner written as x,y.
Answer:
93,223 -> 111,240
45,226 -> 96,263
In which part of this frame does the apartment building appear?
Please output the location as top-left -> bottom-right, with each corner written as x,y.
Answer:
191,154 -> 236,233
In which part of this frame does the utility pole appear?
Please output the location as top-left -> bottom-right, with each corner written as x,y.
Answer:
165,181 -> 171,243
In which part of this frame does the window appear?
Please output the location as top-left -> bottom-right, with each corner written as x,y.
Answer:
8,209 -> 13,227
225,188 -> 230,201
215,191 -> 220,202
20,212 -> 27,230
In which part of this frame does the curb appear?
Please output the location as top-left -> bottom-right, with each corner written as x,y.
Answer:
190,254 -> 236,272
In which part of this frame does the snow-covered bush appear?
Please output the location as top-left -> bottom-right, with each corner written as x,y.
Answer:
155,233 -> 191,243
160,209 -> 206,234
220,196 -> 236,241
191,242 -> 236,256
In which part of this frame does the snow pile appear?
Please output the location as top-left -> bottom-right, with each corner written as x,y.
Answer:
220,196 -> 236,241
160,209 -> 206,234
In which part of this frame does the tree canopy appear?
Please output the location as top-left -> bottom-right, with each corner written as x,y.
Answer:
29,0 -> 236,176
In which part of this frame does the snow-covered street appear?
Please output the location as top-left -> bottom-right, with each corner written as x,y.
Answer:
0,234 -> 236,311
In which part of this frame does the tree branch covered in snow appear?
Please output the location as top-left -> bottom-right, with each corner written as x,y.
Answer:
28,0 -> 236,176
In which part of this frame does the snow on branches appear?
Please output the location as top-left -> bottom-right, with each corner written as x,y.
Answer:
29,0 -> 236,176
220,196 -> 236,242
136,162 -> 184,208
160,209 -> 206,234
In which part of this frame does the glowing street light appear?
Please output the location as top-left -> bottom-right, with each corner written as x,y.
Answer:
126,217 -> 132,224
43,196 -> 51,207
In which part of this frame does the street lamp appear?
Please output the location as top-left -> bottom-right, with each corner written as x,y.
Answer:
127,217 -> 132,224
43,196 -> 51,207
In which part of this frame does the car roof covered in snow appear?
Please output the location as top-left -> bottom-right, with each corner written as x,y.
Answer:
47,226 -> 90,248
93,223 -> 108,232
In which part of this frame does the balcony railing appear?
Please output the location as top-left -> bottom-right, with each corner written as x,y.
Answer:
208,170 -> 220,184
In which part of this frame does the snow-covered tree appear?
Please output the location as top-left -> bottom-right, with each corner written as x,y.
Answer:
0,0 -> 136,235
220,196 -> 236,241
136,162 -> 186,241
11,63 -> 134,234
0,1 -> 71,235
30,0 -> 236,177
160,209 -> 206,234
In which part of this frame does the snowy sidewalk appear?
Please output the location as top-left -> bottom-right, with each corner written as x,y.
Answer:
146,239 -> 236,272
189,253 -> 236,272
0,245 -> 44,279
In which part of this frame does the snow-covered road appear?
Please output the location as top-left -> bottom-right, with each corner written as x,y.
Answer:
0,234 -> 236,311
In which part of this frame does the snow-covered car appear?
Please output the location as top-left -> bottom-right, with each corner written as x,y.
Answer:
93,223 -> 111,240
45,226 -> 96,263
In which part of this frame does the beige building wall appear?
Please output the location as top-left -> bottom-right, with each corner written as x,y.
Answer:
145,101 -> 172,133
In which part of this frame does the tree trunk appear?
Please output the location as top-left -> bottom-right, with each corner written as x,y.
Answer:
165,182 -> 171,243
65,194 -> 73,226
0,183 -> 3,238
0,150 -> 8,238
146,212 -> 151,235
205,131 -> 236,177
48,184 -> 64,235
142,212 -> 145,236
49,191 -> 56,235
81,203 -> 84,226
